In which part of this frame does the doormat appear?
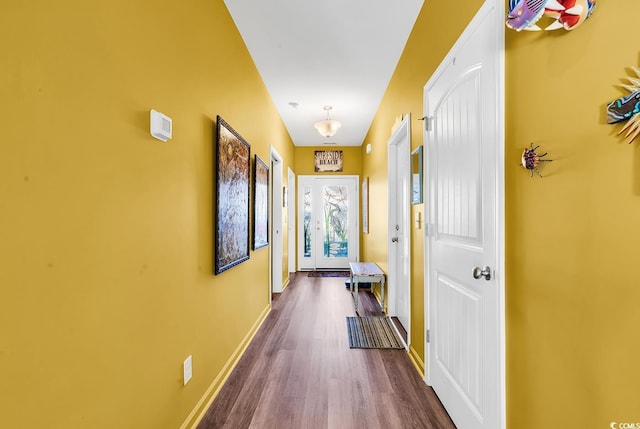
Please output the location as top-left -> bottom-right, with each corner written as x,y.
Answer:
307,271 -> 350,277
346,316 -> 404,349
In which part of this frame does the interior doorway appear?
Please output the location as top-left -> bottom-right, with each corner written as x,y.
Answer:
423,2 -> 505,429
387,114 -> 412,343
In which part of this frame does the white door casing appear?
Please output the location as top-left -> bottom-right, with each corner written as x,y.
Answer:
288,168 -> 296,274
387,114 -> 411,342
424,2 -> 505,429
297,176 -> 359,270
271,147 -> 283,294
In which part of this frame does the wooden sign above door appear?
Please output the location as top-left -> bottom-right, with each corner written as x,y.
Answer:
314,150 -> 343,172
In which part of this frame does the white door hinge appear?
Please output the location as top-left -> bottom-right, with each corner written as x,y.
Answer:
425,223 -> 433,236
425,116 -> 434,132
426,329 -> 431,343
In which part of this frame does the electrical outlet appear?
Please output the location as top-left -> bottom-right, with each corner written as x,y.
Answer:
183,355 -> 192,385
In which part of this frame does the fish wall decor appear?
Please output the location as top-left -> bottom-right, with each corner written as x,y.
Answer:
607,67 -> 640,144
506,0 -> 596,32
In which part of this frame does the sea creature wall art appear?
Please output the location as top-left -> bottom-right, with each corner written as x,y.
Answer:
545,0 -> 597,31
521,144 -> 553,177
607,67 -> 640,144
506,0 -> 596,32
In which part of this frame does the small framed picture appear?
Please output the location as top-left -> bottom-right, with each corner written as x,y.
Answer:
253,155 -> 269,250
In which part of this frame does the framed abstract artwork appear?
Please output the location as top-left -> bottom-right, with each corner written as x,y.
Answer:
253,155 -> 269,250
214,116 -> 250,275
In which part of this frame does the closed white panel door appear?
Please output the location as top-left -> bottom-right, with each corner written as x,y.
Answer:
388,115 -> 411,335
425,3 -> 501,429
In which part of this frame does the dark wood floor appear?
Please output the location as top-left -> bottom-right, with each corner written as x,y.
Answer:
197,272 -> 456,429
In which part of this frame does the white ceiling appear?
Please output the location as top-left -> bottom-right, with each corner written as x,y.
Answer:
223,0 -> 424,147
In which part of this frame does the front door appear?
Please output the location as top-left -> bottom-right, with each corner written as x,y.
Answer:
424,3 -> 503,429
298,176 -> 359,270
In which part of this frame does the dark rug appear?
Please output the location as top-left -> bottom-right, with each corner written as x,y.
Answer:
307,271 -> 350,277
346,316 -> 404,349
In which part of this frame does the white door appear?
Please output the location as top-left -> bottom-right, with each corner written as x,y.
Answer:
271,148 -> 283,294
387,114 -> 411,337
298,176 -> 359,270
424,3 -> 504,429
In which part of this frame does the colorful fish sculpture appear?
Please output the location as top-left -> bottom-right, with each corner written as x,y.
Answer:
506,0 -> 565,31
544,0 -> 596,31
607,67 -> 640,144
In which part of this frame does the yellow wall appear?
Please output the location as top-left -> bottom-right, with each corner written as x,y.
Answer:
0,1 -> 294,428
366,0 -> 640,427
5,0 -> 640,427
362,0 -> 484,368
505,1 -> 640,427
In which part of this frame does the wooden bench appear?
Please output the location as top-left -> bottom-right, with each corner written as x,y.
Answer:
348,262 -> 385,314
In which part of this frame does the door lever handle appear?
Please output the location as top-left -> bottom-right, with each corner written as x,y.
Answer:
472,266 -> 491,281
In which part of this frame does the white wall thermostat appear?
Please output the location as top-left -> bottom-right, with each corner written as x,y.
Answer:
150,109 -> 172,142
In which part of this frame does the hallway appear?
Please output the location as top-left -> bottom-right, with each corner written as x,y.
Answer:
197,273 -> 455,429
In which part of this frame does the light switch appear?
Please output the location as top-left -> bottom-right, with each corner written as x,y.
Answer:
183,355 -> 192,385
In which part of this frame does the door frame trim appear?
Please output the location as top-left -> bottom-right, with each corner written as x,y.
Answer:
287,167 -> 296,274
422,1 -> 505,428
270,146 -> 284,295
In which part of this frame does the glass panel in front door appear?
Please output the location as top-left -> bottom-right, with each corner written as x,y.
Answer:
322,185 -> 349,258
303,185 -> 312,259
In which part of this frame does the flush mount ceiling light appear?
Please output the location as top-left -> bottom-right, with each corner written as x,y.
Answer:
314,105 -> 341,138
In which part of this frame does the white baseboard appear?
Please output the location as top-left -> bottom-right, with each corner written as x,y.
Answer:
180,304 -> 271,429
408,344 -> 425,378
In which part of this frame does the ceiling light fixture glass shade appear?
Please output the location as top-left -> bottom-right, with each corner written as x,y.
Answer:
314,105 -> 341,138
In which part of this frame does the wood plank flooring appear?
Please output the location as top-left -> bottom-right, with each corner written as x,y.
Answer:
197,272 -> 456,429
